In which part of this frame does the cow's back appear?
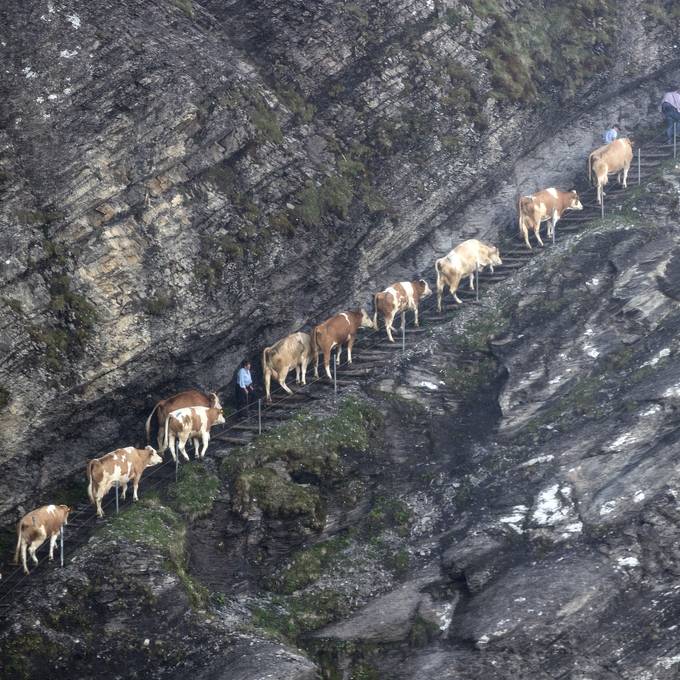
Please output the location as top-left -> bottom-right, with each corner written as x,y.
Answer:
600,138 -> 632,168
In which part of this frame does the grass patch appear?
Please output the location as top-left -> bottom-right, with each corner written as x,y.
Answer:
171,0 -> 194,18
168,465 -> 221,520
145,293 -> 174,316
267,534 -> 351,594
278,88 -> 316,124
364,496 -> 412,537
444,357 -> 498,399
98,497 -> 207,607
251,102 -> 283,145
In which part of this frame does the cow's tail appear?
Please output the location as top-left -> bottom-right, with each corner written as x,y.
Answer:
262,346 -> 278,380
373,293 -> 380,331
87,459 -> 97,505
311,326 -> 320,377
163,415 -> 172,455
13,518 -> 22,564
145,402 -> 160,443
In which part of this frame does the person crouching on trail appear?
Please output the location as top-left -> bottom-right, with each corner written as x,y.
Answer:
235,359 -> 254,418
661,87 -> 680,144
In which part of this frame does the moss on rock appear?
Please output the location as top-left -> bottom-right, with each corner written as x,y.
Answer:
168,464 -> 221,520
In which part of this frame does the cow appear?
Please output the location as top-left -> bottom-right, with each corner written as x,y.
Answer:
373,280 -> 432,343
588,137 -> 633,205
312,309 -> 374,380
435,239 -> 502,311
145,390 -> 221,453
518,188 -> 583,249
87,446 -> 163,518
163,405 -> 226,462
14,504 -> 71,574
262,331 -> 312,402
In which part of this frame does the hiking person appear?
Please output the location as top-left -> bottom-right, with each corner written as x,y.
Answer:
603,124 -> 619,144
235,359 -> 254,417
661,88 -> 680,144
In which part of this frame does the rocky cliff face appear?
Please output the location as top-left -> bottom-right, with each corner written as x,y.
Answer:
1,0 -> 678,519
2,0 -> 680,678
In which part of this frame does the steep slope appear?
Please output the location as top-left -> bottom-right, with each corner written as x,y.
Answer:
0,0 -> 679,521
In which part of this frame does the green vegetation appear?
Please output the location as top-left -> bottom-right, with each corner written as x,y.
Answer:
233,468 -> 325,529
345,3 -> 369,25
408,615 -> 440,647
293,145 -> 388,227
168,465 -> 221,520
145,293 -> 174,316
224,398 -> 382,529
171,0 -> 194,18
2,297 -> 23,314
441,60 -> 488,131
278,88 -> 316,124
267,535 -> 351,594
0,631 -> 59,679
0,385 -> 9,411
364,496 -> 412,537
444,356 -> 497,399
467,0 -> 615,103
251,102 -> 283,144
99,497 -> 207,607
268,209 -> 295,236
252,589 -> 353,640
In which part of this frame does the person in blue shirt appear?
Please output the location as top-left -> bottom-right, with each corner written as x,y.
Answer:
603,124 -> 619,144
235,359 -> 254,417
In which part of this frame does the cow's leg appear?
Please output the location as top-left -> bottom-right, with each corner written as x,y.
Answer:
521,219 -> 532,250
534,223 -> 544,247
300,357 -> 309,385
96,491 -> 104,518
49,532 -> 58,561
179,434 -> 190,462
400,310 -> 406,330
200,432 -> 210,458
295,364 -> 301,384
450,273 -> 463,304
193,437 -> 201,459
414,304 -> 420,327
20,540 -> 28,574
324,347 -> 332,380
169,433 -> 178,463
121,481 -> 127,500
336,344 -> 342,365
622,163 -> 629,188
386,311 -> 395,342
347,336 -> 355,364
469,272 -> 475,290
133,476 -> 140,501
29,537 -> 42,565
278,365 -> 293,395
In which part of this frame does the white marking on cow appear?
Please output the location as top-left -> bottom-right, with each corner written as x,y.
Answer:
546,187 -> 558,198
401,281 -> 415,308
46,505 -> 55,514
340,312 -> 350,324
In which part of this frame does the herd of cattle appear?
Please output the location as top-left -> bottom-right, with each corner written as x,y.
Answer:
6,136 -> 635,577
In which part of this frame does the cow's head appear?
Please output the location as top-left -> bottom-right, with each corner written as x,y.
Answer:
417,279 -> 433,298
215,408 -> 226,426
489,247 -> 503,267
59,505 -> 72,524
145,446 -> 163,466
208,392 -> 222,409
569,190 -> 583,211
359,309 -> 375,329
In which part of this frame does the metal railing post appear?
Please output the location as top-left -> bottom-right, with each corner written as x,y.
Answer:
258,398 -> 262,435
675,122 -> 677,159
60,526 -> 64,568
637,147 -> 641,185
115,482 -> 119,514
475,267 -> 479,301
601,192 -> 605,221
401,322 -> 405,353
175,454 -> 179,482
333,349 -> 337,396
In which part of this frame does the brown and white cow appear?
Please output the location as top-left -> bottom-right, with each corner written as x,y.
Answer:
435,239 -> 502,311
312,309 -> 374,380
87,446 -> 163,518
262,331 -> 312,402
588,137 -> 633,205
373,280 -> 432,342
14,504 -> 71,574
164,406 -> 226,462
145,390 -> 221,453
518,188 -> 583,249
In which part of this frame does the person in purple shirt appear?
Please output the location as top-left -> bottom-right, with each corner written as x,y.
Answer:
661,88 -> 680,144
603,124 -> 619,144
